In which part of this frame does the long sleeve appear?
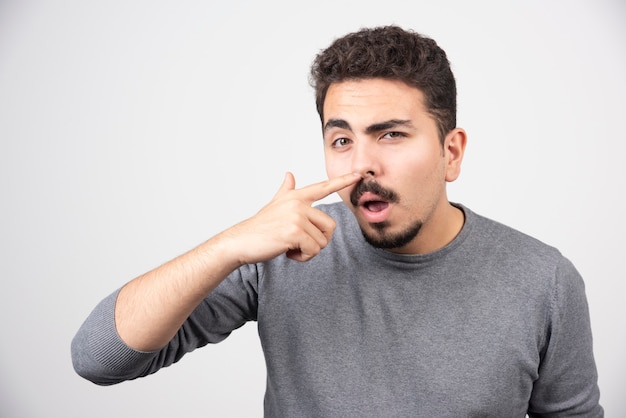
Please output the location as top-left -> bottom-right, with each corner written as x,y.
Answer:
528,257 -> 603,417
71,263 -> 260,385
71,289 -> 160,385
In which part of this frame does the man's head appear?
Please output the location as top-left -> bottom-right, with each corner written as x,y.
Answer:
310,25 -> 456,144
313,26 -> 467,254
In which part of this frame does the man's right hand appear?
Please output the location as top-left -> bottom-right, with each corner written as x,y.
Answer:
224,171 -> 362,264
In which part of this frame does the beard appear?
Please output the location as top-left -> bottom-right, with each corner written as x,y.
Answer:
360,219 -> 423,249
350,179 -> 422,249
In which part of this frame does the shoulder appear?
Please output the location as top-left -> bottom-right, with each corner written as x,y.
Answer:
463,205 -> 564,264
458,205 -> 579,295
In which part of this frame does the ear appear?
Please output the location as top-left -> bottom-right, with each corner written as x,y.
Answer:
444,128 -> 467,182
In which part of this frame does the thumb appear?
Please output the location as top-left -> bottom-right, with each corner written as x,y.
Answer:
273,171 -> 296,199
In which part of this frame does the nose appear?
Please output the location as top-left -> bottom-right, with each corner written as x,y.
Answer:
351,141 -> 380,178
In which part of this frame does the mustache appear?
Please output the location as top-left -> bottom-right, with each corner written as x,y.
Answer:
350,180 -> 399,207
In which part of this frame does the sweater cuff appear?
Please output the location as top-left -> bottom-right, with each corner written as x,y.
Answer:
86,289 -> 157,372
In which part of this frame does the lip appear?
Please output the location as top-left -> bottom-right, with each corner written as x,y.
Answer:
357,192 -> 385,206
357,192 -> 392,223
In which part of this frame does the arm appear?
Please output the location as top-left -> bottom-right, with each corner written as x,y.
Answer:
72,172 -> 361,379
528,257 -> 603,417
114,171 -> 360,351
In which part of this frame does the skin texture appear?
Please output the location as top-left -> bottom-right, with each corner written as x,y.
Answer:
323,78 -> 467,255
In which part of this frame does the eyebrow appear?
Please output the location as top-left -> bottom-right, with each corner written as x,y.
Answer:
364,119 -> 414,134
323,118 -> 352,133
323,118 -> 414,134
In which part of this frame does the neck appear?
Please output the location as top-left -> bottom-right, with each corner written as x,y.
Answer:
389,202 -> 465,255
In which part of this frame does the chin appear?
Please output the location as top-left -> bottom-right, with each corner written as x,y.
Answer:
360,221 -> 422,250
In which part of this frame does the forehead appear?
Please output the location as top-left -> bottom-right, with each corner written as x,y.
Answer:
323,78 -> 427,125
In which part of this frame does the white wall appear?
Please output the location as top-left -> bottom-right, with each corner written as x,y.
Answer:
1,0 -> 624,416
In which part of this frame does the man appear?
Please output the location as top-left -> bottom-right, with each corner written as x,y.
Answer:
72,26 -> 603,416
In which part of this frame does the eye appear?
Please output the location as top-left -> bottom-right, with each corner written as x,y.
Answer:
381,131 -> 406,140
331,137 -> 352,148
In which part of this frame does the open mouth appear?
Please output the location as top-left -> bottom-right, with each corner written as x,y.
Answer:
350,180 -> 397,223
357,193 -> 393,223
363,200 -> 389,213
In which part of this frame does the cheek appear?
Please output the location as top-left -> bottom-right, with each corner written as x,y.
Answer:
390,155 -> 443,195
324,154 -> 344,178
336,188 -> 352,207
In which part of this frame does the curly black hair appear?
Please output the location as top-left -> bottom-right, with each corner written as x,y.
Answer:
310,25 -> 456,143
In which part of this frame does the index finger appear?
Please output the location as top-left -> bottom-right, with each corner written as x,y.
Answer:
296,172 -> 362,203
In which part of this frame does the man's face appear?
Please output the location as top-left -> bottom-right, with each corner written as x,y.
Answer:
323,78 -> 464,254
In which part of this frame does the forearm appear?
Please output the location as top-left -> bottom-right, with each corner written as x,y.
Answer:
115,231 -> 242,352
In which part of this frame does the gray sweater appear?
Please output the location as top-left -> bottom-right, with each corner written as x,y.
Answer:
72,203 -> 603,417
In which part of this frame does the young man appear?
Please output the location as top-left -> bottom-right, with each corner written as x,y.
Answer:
72,26 -> 603,416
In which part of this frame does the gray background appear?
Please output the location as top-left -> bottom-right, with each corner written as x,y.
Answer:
1,0 -> 624,416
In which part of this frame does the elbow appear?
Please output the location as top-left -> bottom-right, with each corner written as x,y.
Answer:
70,330 -> 124,386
